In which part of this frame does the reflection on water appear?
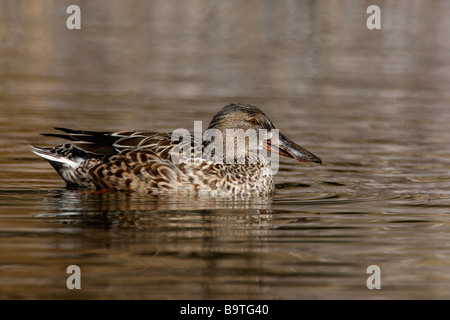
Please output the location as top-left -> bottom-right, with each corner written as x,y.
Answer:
1,0 -> 450,299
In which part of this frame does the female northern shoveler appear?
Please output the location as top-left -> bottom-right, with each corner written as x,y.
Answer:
31,103 -> 321,196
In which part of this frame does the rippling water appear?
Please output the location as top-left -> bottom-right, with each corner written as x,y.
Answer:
1,0 -> 450,299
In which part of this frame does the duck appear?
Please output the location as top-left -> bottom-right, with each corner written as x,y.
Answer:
31,103 -> 321,196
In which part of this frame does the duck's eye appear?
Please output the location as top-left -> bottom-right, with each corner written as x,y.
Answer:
249,118 -> 258,125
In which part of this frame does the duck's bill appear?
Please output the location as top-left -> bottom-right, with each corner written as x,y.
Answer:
264,133 -> 322,164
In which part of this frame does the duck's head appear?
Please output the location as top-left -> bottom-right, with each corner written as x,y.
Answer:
206,103 -> 322,164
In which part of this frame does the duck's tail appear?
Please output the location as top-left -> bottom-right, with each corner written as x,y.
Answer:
31,145 -> 81,169
30,145 -> 91,188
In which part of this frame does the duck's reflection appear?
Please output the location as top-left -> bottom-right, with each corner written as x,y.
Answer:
37,189 -> 274,245
30,189 -> 280,299
41,188 -> 273,213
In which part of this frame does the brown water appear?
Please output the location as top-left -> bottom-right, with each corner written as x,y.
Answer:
1,0 -> 450,299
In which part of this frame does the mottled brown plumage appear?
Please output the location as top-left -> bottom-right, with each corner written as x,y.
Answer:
31,103 -> 321,196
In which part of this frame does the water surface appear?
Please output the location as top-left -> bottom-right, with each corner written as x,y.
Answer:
1,0 -> 450,299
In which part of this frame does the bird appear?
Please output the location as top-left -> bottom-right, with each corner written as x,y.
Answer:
31,103 -> 321,196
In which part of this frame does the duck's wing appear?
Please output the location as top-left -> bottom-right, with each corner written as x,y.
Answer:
41,127 -> 121,156
40,128 -> 181,156
38,127 -> 201,161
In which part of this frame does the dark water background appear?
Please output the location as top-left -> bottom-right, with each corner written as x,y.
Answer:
1,0 -> 450,299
